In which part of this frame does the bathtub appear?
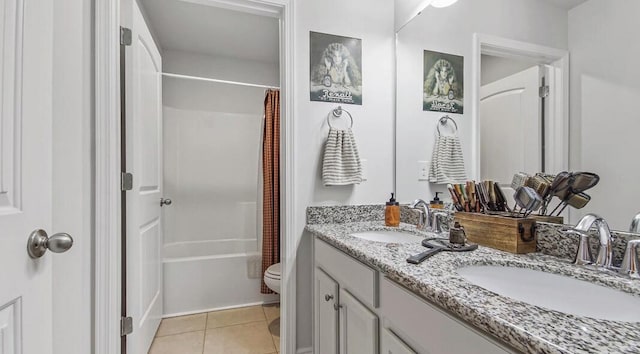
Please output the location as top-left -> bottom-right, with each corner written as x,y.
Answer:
163,239 -> 279,317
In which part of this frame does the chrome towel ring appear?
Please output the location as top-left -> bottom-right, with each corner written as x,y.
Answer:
437,115 -> 458,136
327,106 -> 354,129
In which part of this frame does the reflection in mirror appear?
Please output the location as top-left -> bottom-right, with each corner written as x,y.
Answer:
395,0 -> 640,231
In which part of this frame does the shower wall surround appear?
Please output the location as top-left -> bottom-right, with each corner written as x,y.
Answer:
162,50 -> 280,315
162,49 -> 279,246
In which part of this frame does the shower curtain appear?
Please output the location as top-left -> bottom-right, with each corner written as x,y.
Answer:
261,89 -> 280,294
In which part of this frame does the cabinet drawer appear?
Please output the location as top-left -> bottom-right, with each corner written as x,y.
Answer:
315,238 -> 378,308
380,277 -> 515,354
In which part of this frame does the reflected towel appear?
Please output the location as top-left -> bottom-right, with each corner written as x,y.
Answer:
429,135 -> 467,184
322,128 -> 363,186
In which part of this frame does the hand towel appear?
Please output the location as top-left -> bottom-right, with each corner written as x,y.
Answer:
322,128 -> 363,186
428,135 -> 467,184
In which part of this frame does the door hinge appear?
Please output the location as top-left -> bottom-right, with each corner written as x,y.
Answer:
120,27 -> 132,46
121,172 -> 133,191
121,316 -> 133,336
539,85 -> 550,98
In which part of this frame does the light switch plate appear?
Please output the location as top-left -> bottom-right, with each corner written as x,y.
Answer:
361,159 -> 368,181
418,161 -> 429,181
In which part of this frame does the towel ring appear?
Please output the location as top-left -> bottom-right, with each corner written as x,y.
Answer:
327,106 -> 354,129
437,115 -> 458,136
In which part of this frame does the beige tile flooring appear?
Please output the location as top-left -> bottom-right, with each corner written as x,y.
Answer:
149,303 -> 280,354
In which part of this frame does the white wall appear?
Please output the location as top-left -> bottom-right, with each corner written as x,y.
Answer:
162,50 -> 278,245
481,55 -> 538,86
163,49 -> 279,113
294,0 -> 396,348
395,0 -> 430,31
396,0 -> 569,205
568,0 -> 640,230
52,0 -> 93,353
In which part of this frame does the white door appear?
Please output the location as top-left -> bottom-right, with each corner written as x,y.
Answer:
0,1 -> 67,354
315,268 -> 339,354
339,289 -> 378,354
125,2 -> 163,353
480,66 -> 541,187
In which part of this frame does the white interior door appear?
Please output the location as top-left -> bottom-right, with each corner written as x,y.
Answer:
480,65 -> 541,187
126,2 -> 163,353
0,1 -> 61,354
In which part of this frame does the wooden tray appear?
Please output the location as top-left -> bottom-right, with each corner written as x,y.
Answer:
454,212 -> 537,254
529,215 -> 564,224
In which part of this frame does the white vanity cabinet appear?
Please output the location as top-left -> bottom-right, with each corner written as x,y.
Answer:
314,237 -> 518,354
315,268 -> 339,354
315,239 -> 380,354
379,277 -> 515,354
339,288 -> 379,353
380,328 -> 416,354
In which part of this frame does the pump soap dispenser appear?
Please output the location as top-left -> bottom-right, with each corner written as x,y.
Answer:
385,193 -> 400,227
430,192 -> 444,209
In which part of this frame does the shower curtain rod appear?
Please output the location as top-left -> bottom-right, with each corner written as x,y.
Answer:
162,72 -> 280,90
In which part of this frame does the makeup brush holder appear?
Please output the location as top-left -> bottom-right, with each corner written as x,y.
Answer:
454,212 -> 538,254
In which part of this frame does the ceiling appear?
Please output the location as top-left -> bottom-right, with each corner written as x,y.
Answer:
395,0 -> 587,31
540,0 -> 587,9
139,0 -> 279,64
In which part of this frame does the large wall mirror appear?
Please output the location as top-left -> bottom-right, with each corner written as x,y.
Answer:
394,0 -> 640,232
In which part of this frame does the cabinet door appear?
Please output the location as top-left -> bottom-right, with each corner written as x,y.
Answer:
381,328 -> 416,354
315,268 -> 339,354
339,289 -> 379,354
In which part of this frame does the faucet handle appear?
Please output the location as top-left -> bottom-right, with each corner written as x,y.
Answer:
412,209 -> 426,230
564,229 -> 594,266
620,239 -> 640,278
430,210 -> 449,234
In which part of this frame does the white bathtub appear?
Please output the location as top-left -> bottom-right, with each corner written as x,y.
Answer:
163,239 -> 279,317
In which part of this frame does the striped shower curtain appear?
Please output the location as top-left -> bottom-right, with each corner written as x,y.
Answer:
261,89 -> 280,294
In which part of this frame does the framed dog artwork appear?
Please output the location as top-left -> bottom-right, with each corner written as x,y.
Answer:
423,50 -> 464,114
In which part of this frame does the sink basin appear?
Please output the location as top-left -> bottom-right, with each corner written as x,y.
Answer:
350,230 -> 422,244
457,265 -> 640,322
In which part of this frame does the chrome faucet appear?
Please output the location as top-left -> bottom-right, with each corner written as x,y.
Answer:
565,214 -> 615,269
409,199 -> 432,231
630,212 -> 640,233
431,210 -> 449,235
620,240 -> 640,278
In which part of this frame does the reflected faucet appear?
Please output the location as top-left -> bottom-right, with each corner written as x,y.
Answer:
409,199 -> 431,231
431,210 -> 449,235
565,214 -> 615,269
630,212 -> 640,233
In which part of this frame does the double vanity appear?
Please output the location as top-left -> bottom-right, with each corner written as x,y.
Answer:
306,205 -> 640,354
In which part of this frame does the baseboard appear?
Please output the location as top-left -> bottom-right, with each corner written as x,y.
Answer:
296,347 -> 313,354
163,299 -> 280,318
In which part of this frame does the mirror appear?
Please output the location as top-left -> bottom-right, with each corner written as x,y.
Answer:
395,0 -> 640,232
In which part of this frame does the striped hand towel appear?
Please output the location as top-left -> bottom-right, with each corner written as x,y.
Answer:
428,135 -> 467,184
322,128 -> 363,186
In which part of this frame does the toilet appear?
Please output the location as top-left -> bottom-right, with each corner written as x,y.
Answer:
264,263 -> 281,294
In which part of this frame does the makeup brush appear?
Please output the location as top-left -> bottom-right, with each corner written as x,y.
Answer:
555,192 -> 591,216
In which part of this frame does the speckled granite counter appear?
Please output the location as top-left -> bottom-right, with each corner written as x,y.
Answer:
305,220 -> 640,354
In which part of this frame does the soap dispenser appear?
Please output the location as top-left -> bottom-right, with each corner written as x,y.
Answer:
385,193 -> 400,227
430,192 -> 444,209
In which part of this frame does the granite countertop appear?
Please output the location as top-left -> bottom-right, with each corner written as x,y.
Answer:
305,221 -> 640,354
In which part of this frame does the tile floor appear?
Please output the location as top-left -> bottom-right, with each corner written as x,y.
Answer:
149,303 -> 280,354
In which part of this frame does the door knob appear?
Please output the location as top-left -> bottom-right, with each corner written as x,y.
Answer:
160,198 -> 172,207
27,229 -> 73,259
